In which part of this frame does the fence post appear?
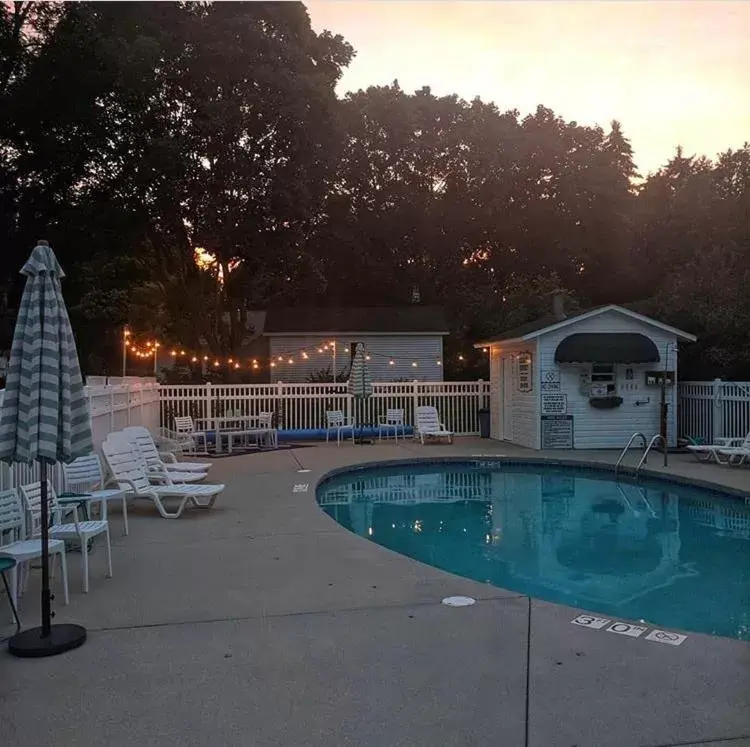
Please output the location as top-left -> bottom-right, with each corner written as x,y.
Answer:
412,379 -> 419,424
712,378 -> 723,442
277,380 -> 284,429
205,382 -> 213,430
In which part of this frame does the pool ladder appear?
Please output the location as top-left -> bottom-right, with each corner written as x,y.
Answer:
615,432 -> 668,475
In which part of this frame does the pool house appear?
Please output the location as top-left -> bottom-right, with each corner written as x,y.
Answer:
475,299 -> 697,450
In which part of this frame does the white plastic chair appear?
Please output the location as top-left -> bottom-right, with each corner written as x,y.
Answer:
19,481 -> 112,594
414,406 -> 454,445
0,488 -> 69,609
116,430 -> 206,483
325,410 -> 355,446
257,411 -> 278,448
173,416 -> 209,455
101,436 -> 224,519
62,453 -> 130,536
122,426 -> 212,473
686,432 -> 750,464
378,408 -> 406,442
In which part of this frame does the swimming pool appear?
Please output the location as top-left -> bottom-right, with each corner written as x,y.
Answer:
317,460 -> 750,641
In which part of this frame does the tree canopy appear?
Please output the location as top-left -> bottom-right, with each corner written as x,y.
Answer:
1,1 -> 747,380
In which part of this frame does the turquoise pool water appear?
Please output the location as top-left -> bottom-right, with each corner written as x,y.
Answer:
317,461 -> 750,641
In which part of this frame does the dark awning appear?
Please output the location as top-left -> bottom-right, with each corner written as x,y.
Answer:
554,333 -> 660,364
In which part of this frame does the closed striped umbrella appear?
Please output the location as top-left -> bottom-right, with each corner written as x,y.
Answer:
0,242 -> 92,463
0,241 -> 92,654
347,342 -> 372,399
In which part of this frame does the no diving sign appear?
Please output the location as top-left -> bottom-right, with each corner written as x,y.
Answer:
607,622 -> 648,638
571,616 -> 687,646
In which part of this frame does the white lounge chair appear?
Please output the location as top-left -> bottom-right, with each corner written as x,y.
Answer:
113,431 -> 206,484
19,481 -> 112,594
687,433 -> 750,464
0,488 -> 69,608
325,410 -> 355,446
62,453 -> 130,536
101,436 -> 224,519
415,406 -> 454,445
123,426 -> 212,473
716,435 -> 750,466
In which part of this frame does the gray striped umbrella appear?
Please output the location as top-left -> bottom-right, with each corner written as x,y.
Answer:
347,342 -> 373,399
0,240 -> 92,655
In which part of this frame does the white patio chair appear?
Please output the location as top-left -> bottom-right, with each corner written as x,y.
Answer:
257,411 -> 279,448
19,481 -> 112,594
173,416 -> 209,455
325,410 -> 355,446
123,426 -> 212,473
415,406 -> 454,445
101,436 -> 224,519
62,453 -> 130,536
0,488 -> 69,609
112,431 -> 205,484
378,408 -> 406,442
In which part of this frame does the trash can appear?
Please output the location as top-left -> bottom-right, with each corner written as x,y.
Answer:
478,408 -> 491,439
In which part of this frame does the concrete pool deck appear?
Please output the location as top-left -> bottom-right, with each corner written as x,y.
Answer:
1,439 -> 748,747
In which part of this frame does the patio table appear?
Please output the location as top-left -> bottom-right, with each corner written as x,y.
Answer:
196,416 -> 265,454
58,488 -> 129,536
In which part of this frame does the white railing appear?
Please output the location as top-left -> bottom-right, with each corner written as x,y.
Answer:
160,381 -> 491,435
678,380 -> 750,443
0,380 -> 160,491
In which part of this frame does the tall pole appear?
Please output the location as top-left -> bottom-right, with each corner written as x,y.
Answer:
122,327 -> 129,378
153,343 -> 159,377
332,339 -> 336,383
40,462 -> 51,637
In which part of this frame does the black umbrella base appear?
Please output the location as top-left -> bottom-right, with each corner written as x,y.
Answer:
8,623 -> 87,658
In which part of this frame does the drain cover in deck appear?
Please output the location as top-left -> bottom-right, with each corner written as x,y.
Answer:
442,596 -> 476,607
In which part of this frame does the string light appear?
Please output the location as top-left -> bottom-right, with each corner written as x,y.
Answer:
124,334 -> 479,370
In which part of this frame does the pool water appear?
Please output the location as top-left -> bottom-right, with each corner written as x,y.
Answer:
317,462 -> 750,641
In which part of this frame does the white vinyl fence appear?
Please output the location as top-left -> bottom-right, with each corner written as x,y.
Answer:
160,381 -> 491,435
678,380 -> 750,443
0,379 -> 160,491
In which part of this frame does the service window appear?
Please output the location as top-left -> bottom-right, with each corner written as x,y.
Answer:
590,364 -> 617,396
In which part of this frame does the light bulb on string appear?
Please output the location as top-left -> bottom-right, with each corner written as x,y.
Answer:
436,360 -> 442,366
270,362 -> 276,368
213,361 -> 219,367
301,351 -> 308,359
191,356 -> 198,363
412,362 -> 418,368
203,355 -> 209,361
458,355 -> 464,361
234,362 -> 240,369
389,359 -> 395,366
287,358 -> 294,364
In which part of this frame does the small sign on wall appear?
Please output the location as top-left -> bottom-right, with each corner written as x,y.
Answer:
541,393 -> 568,415
517,353 -> 533,392
646,371 -> 675,387
541,415 -> 574,449
541,369 -> 561,392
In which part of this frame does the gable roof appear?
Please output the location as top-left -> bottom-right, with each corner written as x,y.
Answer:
474,304 -> 697,347
264,306 -> 449,336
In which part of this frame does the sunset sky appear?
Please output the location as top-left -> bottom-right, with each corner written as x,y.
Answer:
306,1 -> 750,175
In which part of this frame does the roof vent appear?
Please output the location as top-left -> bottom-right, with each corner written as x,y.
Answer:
552,294 -> 567,321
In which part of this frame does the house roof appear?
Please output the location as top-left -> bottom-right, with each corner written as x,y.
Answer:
474,304 -> 697,347
263,306 -> 449,336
